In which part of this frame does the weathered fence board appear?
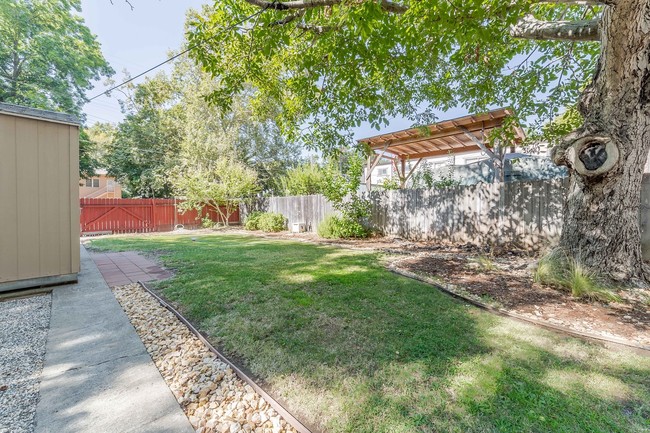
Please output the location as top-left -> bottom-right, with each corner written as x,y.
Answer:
245,180 -> 566,248
242,177 -> 650,255
368,179 -> 566,248
242,195 -> 336,233
79,198 -> 239,234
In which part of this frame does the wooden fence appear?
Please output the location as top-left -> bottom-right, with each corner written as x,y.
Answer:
244,179 -> 568,249
241,195 -> 337,233
369,179 -> 567,248
79,198 -> 239,235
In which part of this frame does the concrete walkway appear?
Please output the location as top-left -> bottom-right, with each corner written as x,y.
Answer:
90,251 -> 173,287
34,246 -> 194,433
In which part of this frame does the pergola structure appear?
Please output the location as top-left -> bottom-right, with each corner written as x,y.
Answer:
358,108 -> 526,190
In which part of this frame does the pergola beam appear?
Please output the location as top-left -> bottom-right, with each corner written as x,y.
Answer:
365,143 -> 391,191
364,118 -> 505,151
403,158 -> 423,185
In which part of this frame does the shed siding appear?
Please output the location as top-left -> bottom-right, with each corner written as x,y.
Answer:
0,115 -> 18,279
0,112 -> 79,287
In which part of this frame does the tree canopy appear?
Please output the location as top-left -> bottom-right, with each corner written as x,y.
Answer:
187,1 -> 600,152
186,1 -> 650,282
103,55 -> 300,197
0,0 -> 113,116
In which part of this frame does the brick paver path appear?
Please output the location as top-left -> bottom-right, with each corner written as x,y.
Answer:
90,251 -> 173,287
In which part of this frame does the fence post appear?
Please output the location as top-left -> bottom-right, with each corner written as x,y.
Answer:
151,198 -> 157,232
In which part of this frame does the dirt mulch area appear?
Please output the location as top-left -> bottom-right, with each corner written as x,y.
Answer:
396,252 -> 650,348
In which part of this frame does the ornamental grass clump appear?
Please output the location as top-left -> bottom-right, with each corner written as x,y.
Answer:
534,252 -> 620,302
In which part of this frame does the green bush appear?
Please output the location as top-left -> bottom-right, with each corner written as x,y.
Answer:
257,212 -> 286,232
317,215 -> 338,239
201,215 -> 215,229
244,211 -> 264,230
317,214 -> 370,239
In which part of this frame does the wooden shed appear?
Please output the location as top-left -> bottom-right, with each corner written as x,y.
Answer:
0,103 -> 80,292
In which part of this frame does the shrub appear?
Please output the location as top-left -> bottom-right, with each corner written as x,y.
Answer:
201,215 -> 215,229
244,211 -> 264,230
317,215 -> 338,239
317,214 -> 370,239
534,252 -> 620,302
334,216 -> 370,239
257,212 -> 286,232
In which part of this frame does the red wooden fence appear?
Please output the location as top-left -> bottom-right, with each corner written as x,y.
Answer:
79,198 -> 239,234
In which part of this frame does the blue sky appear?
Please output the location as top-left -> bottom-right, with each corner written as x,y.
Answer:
80,0 -> 467,140
81,0 -> 205,125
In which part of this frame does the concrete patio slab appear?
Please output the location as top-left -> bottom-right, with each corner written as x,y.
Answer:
89,251 -> 173,287
34,246 -> 194,433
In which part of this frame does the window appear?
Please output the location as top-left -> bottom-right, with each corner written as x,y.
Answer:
85,178 -> 99,187
85,179 -> 92,187
377,167 -> 389,176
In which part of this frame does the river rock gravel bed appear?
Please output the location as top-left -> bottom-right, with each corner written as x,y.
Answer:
112,283 -> 297,433
0,294 -> 51,433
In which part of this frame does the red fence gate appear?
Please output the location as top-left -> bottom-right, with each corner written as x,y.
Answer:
79,198 -> 239,234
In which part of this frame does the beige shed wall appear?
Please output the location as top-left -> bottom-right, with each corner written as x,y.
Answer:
0,112 -> 80,289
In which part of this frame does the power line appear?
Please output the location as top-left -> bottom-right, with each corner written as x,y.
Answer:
87,8 -> 268,102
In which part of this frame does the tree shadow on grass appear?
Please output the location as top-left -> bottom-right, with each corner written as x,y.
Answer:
92,234 -> 650,433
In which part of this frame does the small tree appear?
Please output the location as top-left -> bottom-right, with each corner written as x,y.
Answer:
175,158 -> 259,226
320,152 -> 372,238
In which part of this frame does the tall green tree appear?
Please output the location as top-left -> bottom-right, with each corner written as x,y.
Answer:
171,56 -> 300,193
188,1 -> 649,283
103,54 -> 300,197
0,0 -> 113,116
79,128 -> 99,179
277,160 -> 328,196
86,121 -> 117,164
105,74 -> 183,197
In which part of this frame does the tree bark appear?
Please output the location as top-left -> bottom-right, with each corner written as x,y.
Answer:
551,0 -> 650,282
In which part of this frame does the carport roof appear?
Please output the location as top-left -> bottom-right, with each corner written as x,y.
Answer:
358,107 -> 525,160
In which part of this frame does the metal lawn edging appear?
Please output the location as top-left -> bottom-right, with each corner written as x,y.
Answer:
137,281 -> 316,433
388,263 -> 650,355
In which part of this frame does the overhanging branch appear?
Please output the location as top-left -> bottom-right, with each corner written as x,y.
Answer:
269,11 -> 303,26
510,14 -> 600,42
297,22 -> 336,33
244,0 -> 407,13
531,0 -> 610,5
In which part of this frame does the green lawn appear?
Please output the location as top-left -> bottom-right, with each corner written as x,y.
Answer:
90,233 -> 650,433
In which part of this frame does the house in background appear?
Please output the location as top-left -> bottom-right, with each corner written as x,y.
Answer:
79,169 -> 122,198
360,108 -> 564,190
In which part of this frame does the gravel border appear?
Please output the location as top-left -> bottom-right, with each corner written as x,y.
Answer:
0,295 -> 51,433
113,283 -> 298,433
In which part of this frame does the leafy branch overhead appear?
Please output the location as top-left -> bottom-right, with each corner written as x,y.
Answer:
0,0 -> 113,116
187,0 -> 601,152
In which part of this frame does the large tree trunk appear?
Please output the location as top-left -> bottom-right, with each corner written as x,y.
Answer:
552,1 -> 650,282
